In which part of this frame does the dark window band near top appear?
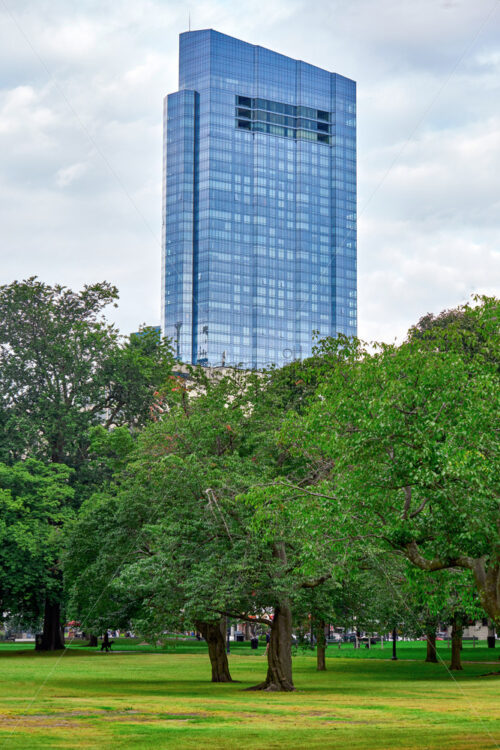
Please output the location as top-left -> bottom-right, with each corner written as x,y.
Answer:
235,96 -> 332,144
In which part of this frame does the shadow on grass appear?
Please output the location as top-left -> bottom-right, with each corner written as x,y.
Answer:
0,648 -> 108,659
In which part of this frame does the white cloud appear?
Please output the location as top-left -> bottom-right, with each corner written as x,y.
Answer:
0,85 -> 55,135
55,162 -> 87,188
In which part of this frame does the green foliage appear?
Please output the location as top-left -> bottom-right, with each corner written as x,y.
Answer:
65,369 -> 260,636
66,298 -> 499,645
0,277 -> 119,466
0,278 -> 175,631
66,361 -> 343,643
0,459 -> 74,624
0,278 -> 175,473
279,297 -> 500,624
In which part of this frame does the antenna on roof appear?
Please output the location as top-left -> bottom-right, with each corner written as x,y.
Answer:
188,12 -> 191,31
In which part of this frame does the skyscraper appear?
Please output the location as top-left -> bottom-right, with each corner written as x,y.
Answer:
162,30 -> 357,368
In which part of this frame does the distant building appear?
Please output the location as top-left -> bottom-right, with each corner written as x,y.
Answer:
462,619 -> 496,643
131,326 -> 161,340
162,29 -> 357,368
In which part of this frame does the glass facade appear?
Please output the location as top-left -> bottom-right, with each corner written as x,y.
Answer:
162,30 -> 357,369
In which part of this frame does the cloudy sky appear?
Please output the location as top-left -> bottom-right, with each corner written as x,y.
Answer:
1,0 -> 499,342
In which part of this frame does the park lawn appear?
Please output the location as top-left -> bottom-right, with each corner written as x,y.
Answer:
70,637 -> 500,663
324,640 -> 500,663
0,649 -> 498,749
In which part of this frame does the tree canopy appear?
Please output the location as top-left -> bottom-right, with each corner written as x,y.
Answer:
0,277 -> 174,469
0,278 -> 175,648
280,297 -> 499,626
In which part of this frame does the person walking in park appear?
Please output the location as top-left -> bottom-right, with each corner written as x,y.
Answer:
101,631 -> 112,652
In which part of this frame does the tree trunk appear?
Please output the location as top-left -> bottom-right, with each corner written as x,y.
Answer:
450,617 -> 463,670
316,620 -> 327,671
36,599 -> 65,651
87,633 -> 98,647
471,560 -> 500,630
248,603 -> 295,691
195,620 -> 233,682
425,630 -> 438,663
487,620 -> 496,649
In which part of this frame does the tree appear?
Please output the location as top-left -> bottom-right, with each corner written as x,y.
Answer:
212,361 -> 343,690
237,482 -> 343,691
281,297 -> 500,627
292,580 -> 342,671
0,278 -> 175,648
66,368 -> 255,681
0,459 -> 74,648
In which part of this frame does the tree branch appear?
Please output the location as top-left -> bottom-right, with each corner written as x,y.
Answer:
402,486 -> 412,520
276,481 -> 338,502
215,609 -> 273,626
409,497 -> 429,519
405,541 -> 449,571
300,573 -> 331,589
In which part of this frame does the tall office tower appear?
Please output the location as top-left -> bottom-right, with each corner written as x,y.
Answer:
162,30 -> 357,368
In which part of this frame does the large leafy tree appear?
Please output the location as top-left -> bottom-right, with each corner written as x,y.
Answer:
282,297 -> 500,626
0,460 -> 73,649
66,369 -> 259,681
0,278 -> 175,647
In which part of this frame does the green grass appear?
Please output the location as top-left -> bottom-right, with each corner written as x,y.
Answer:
59,636 -> 500,663
324,639 -> 500,662
0,645 -> 498,748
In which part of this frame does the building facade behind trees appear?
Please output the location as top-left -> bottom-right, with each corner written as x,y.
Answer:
162,29 -> 357,368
